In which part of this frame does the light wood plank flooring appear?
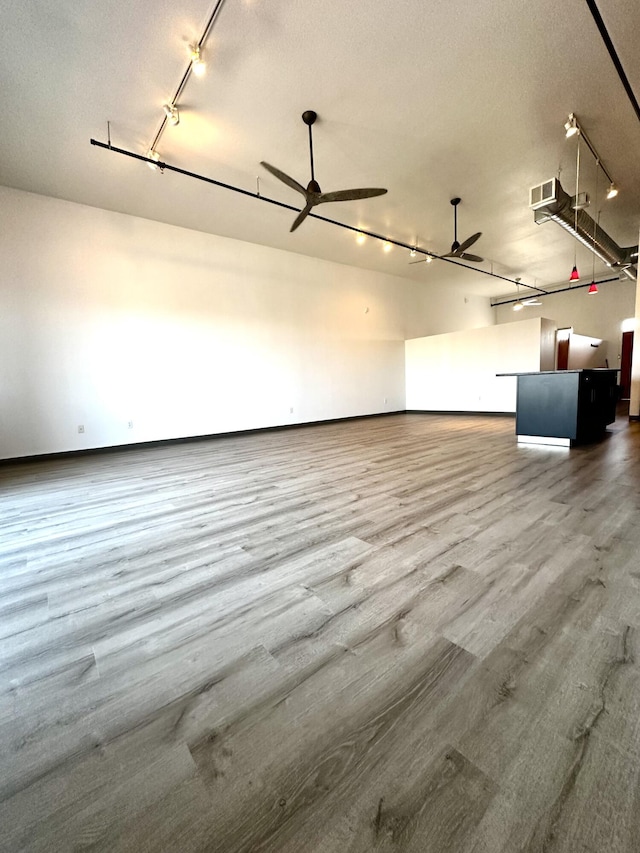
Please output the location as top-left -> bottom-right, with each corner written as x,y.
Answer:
1,412 -> 640,852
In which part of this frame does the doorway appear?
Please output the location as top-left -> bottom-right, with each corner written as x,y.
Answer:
620,331 -> 634,400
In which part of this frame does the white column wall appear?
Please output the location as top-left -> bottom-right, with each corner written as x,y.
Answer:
405,318 -> 554,413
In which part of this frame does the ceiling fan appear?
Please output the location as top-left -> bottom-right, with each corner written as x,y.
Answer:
411,197 -> 484,264
261,110 -> 387,232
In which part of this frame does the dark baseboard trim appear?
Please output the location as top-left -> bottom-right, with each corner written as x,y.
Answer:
1,408 -> 518,465
629,415 -> 640,422
1,410 -> 407,466
405,409 -> 515,418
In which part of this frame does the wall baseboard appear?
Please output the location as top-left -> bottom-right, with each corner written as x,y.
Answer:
405,409 -> 515,418
2,410 -> 409,465
0,409 -> 521,466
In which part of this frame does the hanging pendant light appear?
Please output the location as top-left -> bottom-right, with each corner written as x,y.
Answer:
587,158 -> 599,295
569,136 -> 581,282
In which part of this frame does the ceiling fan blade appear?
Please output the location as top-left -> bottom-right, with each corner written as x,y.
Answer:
459,252 -> 484,263
290,202 -> 313,232
260,162 -> 306,196
317,187 -> 387,203
456,232 -> 482,253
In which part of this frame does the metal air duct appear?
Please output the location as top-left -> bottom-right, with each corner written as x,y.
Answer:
530,178 -> 637,280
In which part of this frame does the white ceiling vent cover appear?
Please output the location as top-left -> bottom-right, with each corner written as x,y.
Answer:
529,178 -> 558,210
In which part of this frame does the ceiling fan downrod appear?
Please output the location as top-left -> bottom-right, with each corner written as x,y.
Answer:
451,197 -> 461,251
302,110 -> 318,190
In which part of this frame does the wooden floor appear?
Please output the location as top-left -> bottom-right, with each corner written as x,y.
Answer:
1,412 -> 640,852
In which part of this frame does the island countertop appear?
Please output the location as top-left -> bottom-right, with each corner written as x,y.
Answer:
497,368 -> 619,377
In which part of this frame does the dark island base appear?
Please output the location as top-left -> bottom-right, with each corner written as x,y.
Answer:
497,370 -> 618,446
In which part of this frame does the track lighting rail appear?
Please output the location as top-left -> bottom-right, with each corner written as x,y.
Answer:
565,114 -> 616,192
585,0 -> 640,125
491,275 -> 620,307
149,0 -> 227,154
90,137 -> 548,294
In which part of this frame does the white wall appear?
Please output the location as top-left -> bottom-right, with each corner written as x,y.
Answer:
0,186 -> 493,459
408,281 -> 495,337
405,318 -> 556,413
567,333 -> 606,369
495,279 -> 636,369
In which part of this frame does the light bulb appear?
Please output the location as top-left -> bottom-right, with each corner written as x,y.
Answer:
564,114 -> 579,138
410,248 -> 416,258
513,301 -> 524,312
356,233 -> 366,245
163,104 -> 179,126
383,242 -> 392,253
606,183 -> 618,200
190,45 -> 206,76
425,255 -> 433,263
146,149 -> 160,170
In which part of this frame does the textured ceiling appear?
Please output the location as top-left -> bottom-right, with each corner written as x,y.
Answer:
1,0 -> 639,299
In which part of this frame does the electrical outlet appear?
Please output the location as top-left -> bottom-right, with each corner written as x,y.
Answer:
78,425 -> 85,434
127,420 -> 134,429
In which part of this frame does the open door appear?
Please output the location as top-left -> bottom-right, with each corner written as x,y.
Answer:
557,328 -> 570,370
620,331 -> 634,400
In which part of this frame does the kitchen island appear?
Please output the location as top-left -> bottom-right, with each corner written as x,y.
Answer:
497,369 -> 618,446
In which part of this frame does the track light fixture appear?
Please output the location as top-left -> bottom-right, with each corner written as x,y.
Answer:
144,3 -> 224,161
190,44 -> 206,76
564,113 -> 579,138
146,148 -> 160,170
564,113 -> 619,200
163,103 -> 179,126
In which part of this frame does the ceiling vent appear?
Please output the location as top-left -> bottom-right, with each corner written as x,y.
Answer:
529,178 -> 558,210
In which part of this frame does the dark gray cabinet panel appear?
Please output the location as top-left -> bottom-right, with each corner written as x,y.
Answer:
510,370 -> 618,443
